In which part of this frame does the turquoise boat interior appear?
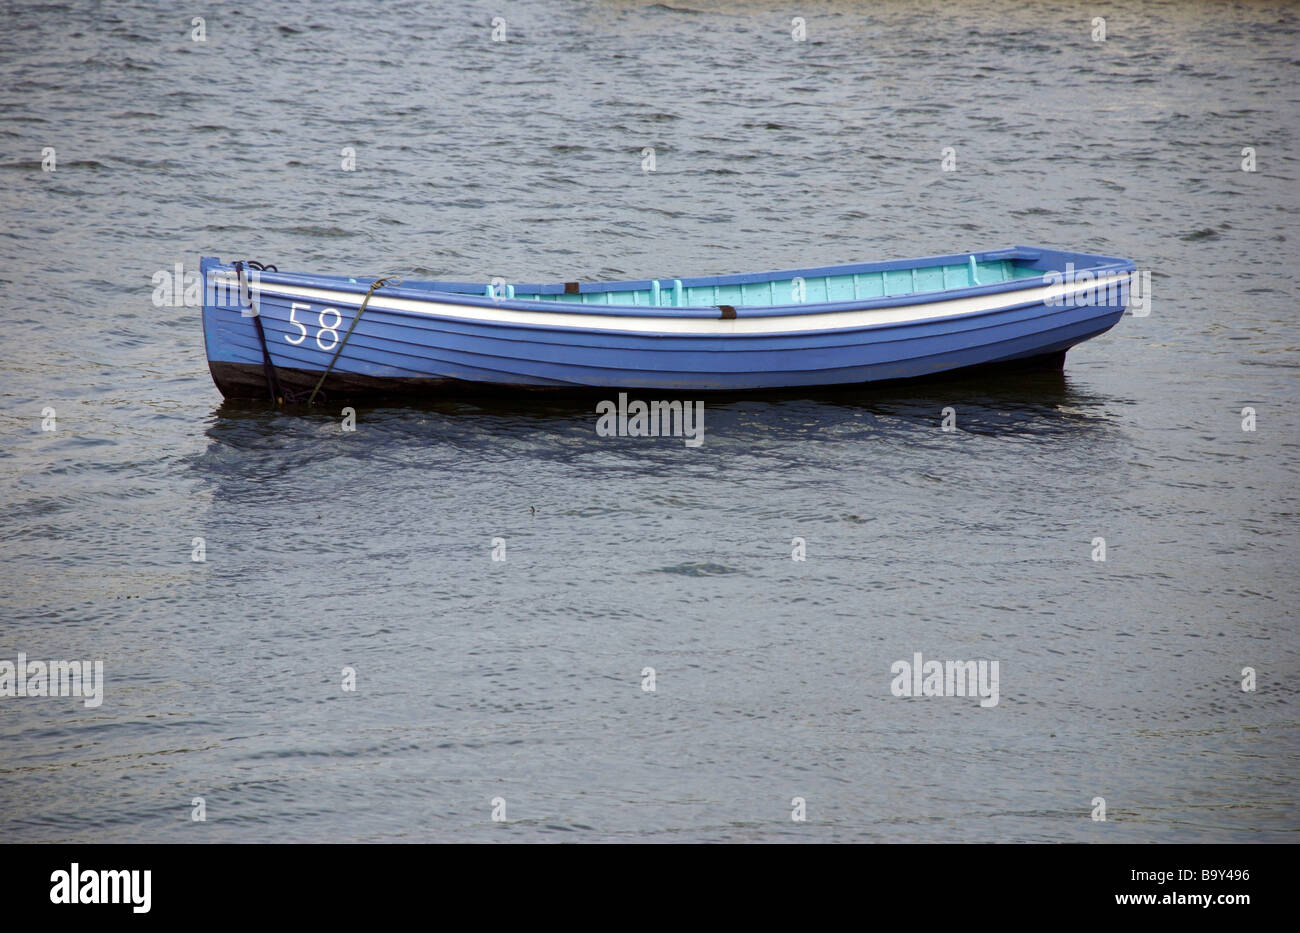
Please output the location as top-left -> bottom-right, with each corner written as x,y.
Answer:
504,256 -> 1043,308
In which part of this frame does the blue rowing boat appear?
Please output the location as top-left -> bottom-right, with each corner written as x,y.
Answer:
200,245 -> 1135,402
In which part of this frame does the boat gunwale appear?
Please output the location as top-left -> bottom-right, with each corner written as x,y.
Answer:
207,276 -> 1131,344
201,246 -> 1135,320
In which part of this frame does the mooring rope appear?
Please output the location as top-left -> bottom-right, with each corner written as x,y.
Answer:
307,276 -> 402,406
233,260 -> 284,406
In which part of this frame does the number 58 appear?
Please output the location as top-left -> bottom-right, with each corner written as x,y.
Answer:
286,302 -> 341,351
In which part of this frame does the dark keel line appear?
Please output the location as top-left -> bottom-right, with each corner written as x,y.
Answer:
208,348 -> 1072,405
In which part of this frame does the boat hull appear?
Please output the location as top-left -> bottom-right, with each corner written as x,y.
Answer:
200,249 -> 1133,400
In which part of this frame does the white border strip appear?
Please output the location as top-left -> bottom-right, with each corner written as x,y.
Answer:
212,273 -> 1129,336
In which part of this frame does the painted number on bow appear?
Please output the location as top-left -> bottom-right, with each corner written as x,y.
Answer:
286,302 -> 342,351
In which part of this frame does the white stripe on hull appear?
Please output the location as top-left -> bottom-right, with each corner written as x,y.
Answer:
211,273 -> 1129,337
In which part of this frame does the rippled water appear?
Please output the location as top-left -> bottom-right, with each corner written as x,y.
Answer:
1,0 -> 1297,842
